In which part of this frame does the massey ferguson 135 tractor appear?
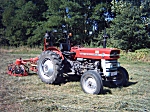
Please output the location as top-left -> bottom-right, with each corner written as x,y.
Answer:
7,30 -> 129,94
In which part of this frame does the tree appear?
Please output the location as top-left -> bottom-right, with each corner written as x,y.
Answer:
1,0 -> 47,47
43,0 -> 113,46
43,0 -> 87,45
90,2 -> 112,47
106,1 -> 149,51
0,0 -> 7,45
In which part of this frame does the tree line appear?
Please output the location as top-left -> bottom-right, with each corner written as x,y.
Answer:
0,0 -> 150,51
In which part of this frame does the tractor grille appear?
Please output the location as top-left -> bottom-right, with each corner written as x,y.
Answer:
105,60 -> 119,72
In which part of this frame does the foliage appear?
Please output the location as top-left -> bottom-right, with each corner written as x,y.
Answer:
106,1 -> 150,51
0,0 -> 47,46
0,0 -> 150,50
140,0 -> 150,19
120,48 -> 150,62
43,0 -> 85,45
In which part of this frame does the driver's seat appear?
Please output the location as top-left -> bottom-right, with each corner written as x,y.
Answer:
60,43 -> 75,56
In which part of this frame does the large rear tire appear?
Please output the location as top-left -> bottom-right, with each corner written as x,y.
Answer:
80,70 -> 103,94
111,67 -> 129,87
37,51 -> 62,84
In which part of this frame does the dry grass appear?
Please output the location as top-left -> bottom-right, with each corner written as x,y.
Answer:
0,46 -> 42,54
0,50 -> 150,112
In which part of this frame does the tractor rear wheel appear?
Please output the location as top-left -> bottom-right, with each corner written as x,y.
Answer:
80,70 -> 103,94
111,67 -> 129,87
37,51 -> 62,84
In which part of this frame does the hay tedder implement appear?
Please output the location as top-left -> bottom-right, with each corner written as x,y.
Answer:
7,30 -> 129,94
7,57 -> 38,76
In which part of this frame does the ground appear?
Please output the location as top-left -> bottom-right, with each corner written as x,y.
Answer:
0,51 -> 150,112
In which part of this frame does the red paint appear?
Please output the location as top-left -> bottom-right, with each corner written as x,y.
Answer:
7,57 -> 39,76
71,47 -> 120,60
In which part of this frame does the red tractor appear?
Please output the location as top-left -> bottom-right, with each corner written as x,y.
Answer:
7,30 -> 129,94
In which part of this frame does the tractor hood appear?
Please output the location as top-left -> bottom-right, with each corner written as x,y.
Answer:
71,47 -> 120,60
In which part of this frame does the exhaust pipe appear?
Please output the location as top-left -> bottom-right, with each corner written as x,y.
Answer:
102,28 -> 109,48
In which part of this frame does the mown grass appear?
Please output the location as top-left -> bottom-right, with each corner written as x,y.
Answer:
0,48 -> 150,112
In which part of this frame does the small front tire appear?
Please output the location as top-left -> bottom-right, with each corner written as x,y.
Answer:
80,70 -> 103,94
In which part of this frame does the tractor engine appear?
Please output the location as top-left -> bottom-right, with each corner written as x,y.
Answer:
64,58 -> 100,75
70,47 -> 121,77
64,56 -> 120,78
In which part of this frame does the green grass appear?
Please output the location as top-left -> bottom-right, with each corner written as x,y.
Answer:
0,50 -> 150,112
0,46 -> 42,54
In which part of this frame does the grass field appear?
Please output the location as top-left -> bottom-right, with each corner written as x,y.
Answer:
0,49 -> 150,112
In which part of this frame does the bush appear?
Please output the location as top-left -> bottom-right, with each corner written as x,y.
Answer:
120,49 -> 150,62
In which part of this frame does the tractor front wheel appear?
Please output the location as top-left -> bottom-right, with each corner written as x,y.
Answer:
37,51 -> 62,84
80,70 -> 103,94
111,67 -> 129,87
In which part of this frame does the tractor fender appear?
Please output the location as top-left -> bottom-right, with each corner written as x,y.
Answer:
45,47 -> 64,60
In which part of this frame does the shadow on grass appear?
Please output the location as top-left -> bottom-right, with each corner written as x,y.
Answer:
101,81 -> 137,95
128,81 -> 138,86
102,89 -> 112,94
55,75 -> 113,95
103,80 -> 138,88
28,73 -> 137,95
28,73 -> 137,86
28,73 -> 38,76
58,74 -> 81,84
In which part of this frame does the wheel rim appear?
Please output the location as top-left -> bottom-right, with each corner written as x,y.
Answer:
83,75 -> 97,94
40,58 -> 54,78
